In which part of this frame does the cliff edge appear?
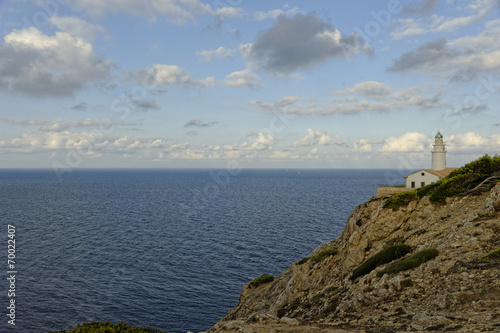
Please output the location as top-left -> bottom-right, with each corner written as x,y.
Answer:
208,180 -> 500,332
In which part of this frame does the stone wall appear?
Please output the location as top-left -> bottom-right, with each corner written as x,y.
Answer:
375,185 -> 408,197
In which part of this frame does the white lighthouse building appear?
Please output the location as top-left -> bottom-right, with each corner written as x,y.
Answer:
404,131 -> 458,189
431,131 -> 446,170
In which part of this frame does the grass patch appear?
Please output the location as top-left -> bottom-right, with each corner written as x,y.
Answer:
310,247 -> 338,264
48,321 -> 165,333
249,274 -> 274,288
377,249 -> 439,277
477,248 -> 500,263
350,244 -> 412,281
384,191 -> 418,211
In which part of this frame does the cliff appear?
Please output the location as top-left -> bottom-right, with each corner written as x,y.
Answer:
208,182 -> 500,333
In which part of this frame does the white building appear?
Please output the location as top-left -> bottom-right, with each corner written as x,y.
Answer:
405,131 -> 458,189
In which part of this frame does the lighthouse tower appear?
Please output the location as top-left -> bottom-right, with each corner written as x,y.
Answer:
431,131 -> 446,170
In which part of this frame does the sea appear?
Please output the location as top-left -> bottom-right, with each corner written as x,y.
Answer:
0,169 -> 404,333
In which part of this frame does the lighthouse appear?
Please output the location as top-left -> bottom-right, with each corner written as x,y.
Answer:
431,131 -> 446,170
377,130 -> 458,194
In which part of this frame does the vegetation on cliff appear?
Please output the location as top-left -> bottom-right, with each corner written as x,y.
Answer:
49,321 -> 165,333
249,274 -> 275,288
383,191 -> 418,211
377,248 -> 439,277
310,247 -> 338,264
350,244 -> 412,280
385,154 -> 500,210
476,248 -> 500,263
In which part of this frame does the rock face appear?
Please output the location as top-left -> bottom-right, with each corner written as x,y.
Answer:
208,184 -> 500,333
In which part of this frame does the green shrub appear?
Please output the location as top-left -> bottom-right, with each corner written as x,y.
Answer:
350,244 -> 412,280
297,257 -> 309,265
416,183 -> 438,198
377,249 -> 439,276
310,247 -> 338,264
477,248 -> 500,263
249,274 -> 275,288
428,174 -> 472,203
384,191 -> 418,211
48,321 -> 165,333
448,154 -> 500,179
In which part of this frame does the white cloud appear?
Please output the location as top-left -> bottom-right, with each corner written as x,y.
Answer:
379,132 -> 429,152
48,15 -> 104,41
391,18 -> 428,40
224,69 -> 260,87
242,133 -> 275,151
353,139 -> 372,152
293,129 -> 343,147
253,7 -> 300,21
333,81 -> 393,98
0,131 -> 106,154
67,0 -> 239,25
0,27 -> 111,96
449,19 -> 500,50
197,47 -> 235,62
389,23 -> 500,80
392,0 -> 498,40
431,5 -> 487,32
249,95 -> 301,113
447,132 -> 500,151
251,83 -> 447,116
215,7 -> 243,19
0,118 -> 133,132
126,64 -> 215,87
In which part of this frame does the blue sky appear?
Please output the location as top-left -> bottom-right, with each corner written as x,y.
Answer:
0,0 -> 499,170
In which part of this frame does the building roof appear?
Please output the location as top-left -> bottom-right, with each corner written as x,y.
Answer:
404,167 -> 459,179
425,168 -> 459,178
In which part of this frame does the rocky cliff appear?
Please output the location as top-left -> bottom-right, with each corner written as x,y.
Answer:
208,182 -> 500,333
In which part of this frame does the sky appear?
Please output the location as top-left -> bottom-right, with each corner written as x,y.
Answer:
0,0 -> 499,170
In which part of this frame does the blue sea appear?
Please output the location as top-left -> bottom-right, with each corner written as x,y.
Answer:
0,169 -> 403,333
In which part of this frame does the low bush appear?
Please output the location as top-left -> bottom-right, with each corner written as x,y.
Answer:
310,247 -> 338,264
297,257 -> 309,265
448,154 -> 500,179
384,191 -> 418,211
350,244 -> 412,280
427,174 -> 471,203
377,249 -> 439,277
249,274 -> 274,288
416,182 -> 438,198
48,321 -> 165,333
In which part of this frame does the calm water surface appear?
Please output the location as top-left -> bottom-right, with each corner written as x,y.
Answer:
0,169 -> 403,333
